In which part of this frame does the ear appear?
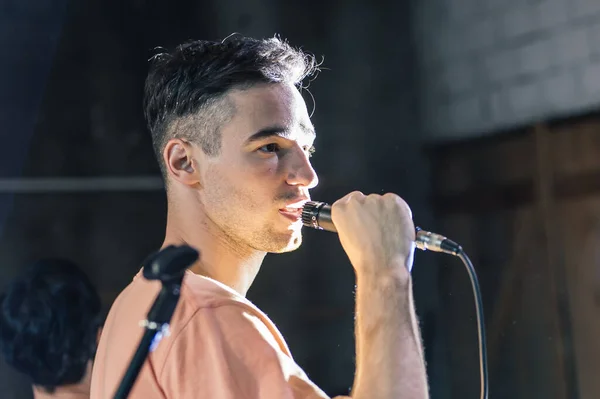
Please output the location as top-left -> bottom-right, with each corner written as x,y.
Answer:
163,138 -> 201,187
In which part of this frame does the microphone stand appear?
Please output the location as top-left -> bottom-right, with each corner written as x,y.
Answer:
113,245 -> 199,399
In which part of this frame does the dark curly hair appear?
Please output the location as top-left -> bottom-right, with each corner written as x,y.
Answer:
0,258 -> 102,393
143,35 -> 319,179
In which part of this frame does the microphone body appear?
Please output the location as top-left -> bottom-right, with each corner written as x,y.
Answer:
301,201 -> 461,256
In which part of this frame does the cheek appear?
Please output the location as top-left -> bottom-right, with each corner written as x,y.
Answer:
202,163 -> 236,202
246,156 -> 282,178
205,158 -> 278,201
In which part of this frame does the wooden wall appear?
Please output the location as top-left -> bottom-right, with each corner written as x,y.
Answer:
428,112 -> 600,399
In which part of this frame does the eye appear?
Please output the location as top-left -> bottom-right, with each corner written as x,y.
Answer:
257,143 -> 281,153
303,145 -> 316,158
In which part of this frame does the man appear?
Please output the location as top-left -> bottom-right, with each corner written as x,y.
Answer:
91,35 -> 428,398
0,258 -> 103,399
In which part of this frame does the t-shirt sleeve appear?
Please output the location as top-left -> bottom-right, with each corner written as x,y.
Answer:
158,304 -> 331,399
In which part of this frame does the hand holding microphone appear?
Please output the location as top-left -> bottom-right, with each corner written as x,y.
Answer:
304,192 -> 417,276
302,197 -> 462,256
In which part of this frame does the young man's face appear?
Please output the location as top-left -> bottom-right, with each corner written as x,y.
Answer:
196,82 -> 318,253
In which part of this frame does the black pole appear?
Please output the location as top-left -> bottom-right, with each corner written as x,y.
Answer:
113,326 -> 157,398
113,245 -> 199,399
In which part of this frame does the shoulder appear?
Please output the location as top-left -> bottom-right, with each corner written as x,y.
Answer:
158,303 -> 327,398
153,274 -> 329,398
156,273 -> 288,366
167,299 -> 283,358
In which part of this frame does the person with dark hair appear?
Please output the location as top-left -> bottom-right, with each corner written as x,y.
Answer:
91,35 -> 428,399
0,258 -> 102,399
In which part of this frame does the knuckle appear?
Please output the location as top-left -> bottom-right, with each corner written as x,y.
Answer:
381,193 -> 412,218
365,193 -> 380,204
348,191 -> 365,205
332,199 -> 346,212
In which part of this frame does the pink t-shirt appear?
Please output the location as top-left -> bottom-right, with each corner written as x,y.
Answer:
90,270 -> 330,399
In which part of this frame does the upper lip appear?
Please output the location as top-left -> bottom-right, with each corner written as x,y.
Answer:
280,198 -> 310,210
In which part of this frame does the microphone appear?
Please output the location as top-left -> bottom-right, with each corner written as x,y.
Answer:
301,201 -> 462,256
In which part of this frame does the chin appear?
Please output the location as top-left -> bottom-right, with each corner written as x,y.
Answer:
265,230 -> 303,254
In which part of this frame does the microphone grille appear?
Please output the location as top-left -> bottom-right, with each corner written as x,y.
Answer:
301,201 -> 325,229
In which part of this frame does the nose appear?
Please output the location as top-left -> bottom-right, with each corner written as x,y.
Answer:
286,146 -> 319,189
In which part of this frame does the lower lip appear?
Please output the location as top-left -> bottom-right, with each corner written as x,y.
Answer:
279,209 -> 303,222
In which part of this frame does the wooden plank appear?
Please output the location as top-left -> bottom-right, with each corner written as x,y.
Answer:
559,199 -> 600,398
431,179 -> 533,214
487,212 -> 534,372
431,169 -> 600,215
430,113 -> 600,215
533,124 -> 577,399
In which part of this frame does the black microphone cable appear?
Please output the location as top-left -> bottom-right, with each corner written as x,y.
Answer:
302,201 -> 488,399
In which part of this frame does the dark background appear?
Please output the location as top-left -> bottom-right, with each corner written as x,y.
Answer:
2,0 -> 600,398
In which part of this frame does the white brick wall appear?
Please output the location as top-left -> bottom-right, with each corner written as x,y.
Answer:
412,0 -> 600,140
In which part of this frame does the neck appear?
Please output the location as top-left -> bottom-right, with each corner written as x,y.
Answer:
32,384 -> 89,399
163,198 -> 266,297
32,362 -> 91,399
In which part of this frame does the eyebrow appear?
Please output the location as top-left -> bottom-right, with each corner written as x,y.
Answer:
244,124 -> 316,144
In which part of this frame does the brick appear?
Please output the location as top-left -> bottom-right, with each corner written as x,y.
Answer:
447,0 -> 480,24
449,94 -> 483,130
540,71 -> 578,112
581,61 -> 600,96
462,17 -> 496,52
483,49 -> 520,82
507,80 -> 541,116
484,0 -> 510,14
442,59 -> 477,95
570,0 -> 600,21
552,26 -> 591,68
586,23 -> 600,57
489,87 -> 511,124
519,39 -> 553,76
535,0 -> 570,31
500,5 -> 538,40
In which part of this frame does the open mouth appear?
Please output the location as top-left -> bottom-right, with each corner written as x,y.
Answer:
279,206 -> 303,221
278,200 -> 308,222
